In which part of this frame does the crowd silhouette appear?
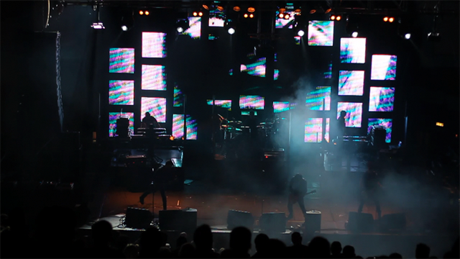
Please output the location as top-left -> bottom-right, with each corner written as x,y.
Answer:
0,205 -> 459,258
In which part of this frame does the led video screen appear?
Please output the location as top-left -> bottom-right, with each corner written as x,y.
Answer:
324,62 -> 332,79
109,48 -> 134,74
241,111 -> 258,116
142,65 -> 166,90
173,85 -> 183,107
337,102 -> 363,128
209,17 -> 225,27
172,114 -> 185,139
240,57 -> 266,77
308,21 -> 334,46
304,118 -> 330,143
109,112 -> 134,137
142,32 -> 167,58
141,97 -> 166,123
186,115 -> 197,140
368,118 -> 392,143
294,36 -> 301,45
274,69 -> 279,80
338,70 -> 365,96
182,17 -> 201,39
273,101 -> 291,113
369,87 -> 395,112
306,86 -> 331,111
340,38 -> 366,63
109,80 -> 134,105
207,99 -> 232,109
209,7 -> 225,27
275,11 -> 296,29
239,95 -> 265,110
371,55 -> 397,80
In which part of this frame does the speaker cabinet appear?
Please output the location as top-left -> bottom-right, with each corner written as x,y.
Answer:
125,207 -> 153,229
305,210 -> 321,234
259,212 -> 286,233
227,210 -> 254,230
159,209 -> 197,233
346,212 -> 374,232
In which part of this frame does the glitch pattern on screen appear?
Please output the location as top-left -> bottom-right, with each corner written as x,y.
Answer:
109,112 -> 134,137
340,38 -> 366,63
109,80 -> 134,105
186,115 -> 197,140
306,86 -> 331,110
182,17 -> 201,39
308,20 -> 334,46
337,102 -> 363,128
173,85 -> 183,107
142,65 -> 166,90
141,97 -> 166,123
239,95 -> 265,110
109,48 -> 134,73
207,99 -> 232,109
338,70 -> 365,96
371,55 -> 397,80
273,101 -> 293,113
274,69 -> 279,80
369,87 -> 395,112
368,118 -> 392,143
142,32 -> 167,58
240,57 -> 266,77
275,10 -> 296,29
305,118 -> 323,143
172,114 -> 185,139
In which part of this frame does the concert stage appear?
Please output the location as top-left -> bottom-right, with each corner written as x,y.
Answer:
80,164 -> 458,258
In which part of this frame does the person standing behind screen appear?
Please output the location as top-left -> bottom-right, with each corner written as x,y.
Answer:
142,112 -> 160,128
336,110 -> 347,141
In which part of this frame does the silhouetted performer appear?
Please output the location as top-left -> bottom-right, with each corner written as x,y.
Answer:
358,162 -> 382,219
142,112 -> 160,128
139,160 -> 174,210
287,174 -> 307,221
336,110 -> 347,141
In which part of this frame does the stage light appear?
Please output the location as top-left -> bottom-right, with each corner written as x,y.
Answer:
121,25 -> 128,31
193,11 -> 198,16
352,31 -> 358,37
198,11 -> 203,16
202,4 -> 209,10
325,8 -> 332,14
170,136 -> 175,141
284,13 -> 290,19
217,6 -> 224,11
298,30 -> 305,37
336,15 -> 341,21
310,9 -> 316,14
177,27 -> 184,33
244,13 -> 249,18
295,8 -> 302,14
389,17 -> 394,23
145,11 -> 150,16
91,22 -> 105,29
139,10 -> 144,15
228,28 -> 235,35
436,122 -> 444,127
249,13 -> 254,18
404,33 -> 411,39
278,13 -> 284,19
279,8 -> 286,13
330,15 -> 336,20
233,6 -> 240,12
248,7 -> 255,13
383,16 -> 388,22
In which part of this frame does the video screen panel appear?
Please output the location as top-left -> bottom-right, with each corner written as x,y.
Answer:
182,17 -> 201,39
241,111 -> 258,116
325,118 -> 330,143
368,118 -> 393,143
324,62 -> 332,79
275,10 -> 296,29
109,80 -> 134,105
209,7 -> 225,27
141,65 -> 166,90
186,115 -> 197,140
294,36 -> 301,45
173,85 -> 183,107
239,95 -> 265,110
172,114 -> 185,139
141,97 -> 166,123
273,101 -> 292,113
207,99 -> 232,109
369,87 -> 395,112
240,57 -> 266,77
371,55 -> 397,80
304,118 -> 330,143
109,112 -> 134,137
308,21 -> 334,46
306,86 -> 331,111
337,102 -> 363,128
340,38 -> 366,63
142,32 -> 167,58
274,69 -> 279,80
338,70 -> 365,96
109,48 -> 134,74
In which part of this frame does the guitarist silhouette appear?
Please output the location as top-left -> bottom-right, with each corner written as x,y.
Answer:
287,174 -> 315,221
139,160 -> 174,210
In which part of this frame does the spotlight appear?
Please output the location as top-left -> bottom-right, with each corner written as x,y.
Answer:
297,30 -> 305,37
198,11 -> 203,16
193,11 -> 198,16
217,6 -> 224,11
336,15 -> 341,21
121,25 -> 128,31
228,28 -> 235,35
389,17 -> 394,23
295,8 -> 302,14
330,15 -> 336,20
278,13 -> 284,19
248,7 -> 255,13
176,18 -> 189,33
202,4 -> 209,10
249,13 -> 254,18
145,10 -> 149,16
284,13 -> 290,19
233,6 -> 241,12
139,10 -> 144,15
244,13 -> 249,18
91,22 -> 105,29
404,33 -> 411,39
352,31 -> 358,37
383,16 -> 388,22
177,27 -> 184,33
310,9 -> 316,14
325,8 -> 332,14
